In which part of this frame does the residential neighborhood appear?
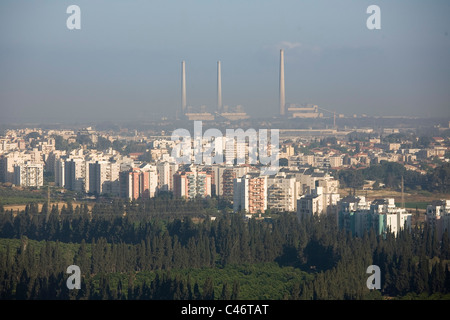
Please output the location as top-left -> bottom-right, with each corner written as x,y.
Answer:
1,123 -> 449,239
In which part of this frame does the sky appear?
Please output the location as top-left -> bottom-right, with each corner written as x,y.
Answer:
0,0 -> 449,123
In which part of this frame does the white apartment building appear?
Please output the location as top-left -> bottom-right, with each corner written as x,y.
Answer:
139,163 -> 158,198
224,137 -> 249,165
370,198 -> 412,237
157,162 -> 179,192
13,162 -> 44,187
267,172 -> 297,212
0,151 -> 38,183
297,170 -> 337,195
297,186 -> 340,219
426,200 -> 450,240
329,155 -> 343,168
339,197 -> 412,237
89,161 -> 121,196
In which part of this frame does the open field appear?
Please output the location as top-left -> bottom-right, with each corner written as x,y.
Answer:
340,187 -> 450,206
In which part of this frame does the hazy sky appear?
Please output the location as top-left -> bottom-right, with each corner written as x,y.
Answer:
1,0 -> 449,123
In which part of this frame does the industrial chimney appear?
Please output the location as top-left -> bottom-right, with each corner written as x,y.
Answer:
279,49 -> 286,116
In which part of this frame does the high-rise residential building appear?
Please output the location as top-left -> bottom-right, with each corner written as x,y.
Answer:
120,168 -> 138,200
0,152 -> 34,183
233,173 -> 267,214
198,165 -> 221,197
426,200 -> 450,240
220,166 -> 250,202
267,172 -> 297,212
13,162 -> 44,187
297,170 -> 337,195
338,197 -> 411,237
297,186 -> 340,219
65,158 -> 87,192
337,195 -> 371,236
329,155 -> 343,168
223,133 -> 253,166
222,168 -> 236,202
139,163 -> 158,198
120,168 -> 141,200
45,150 -> 65,176
315,177 -> 339,194
370,198 -> 412,237
173,166 -> 212,199
89,161 -> 107,195
157,162 -> 178,192
89,161 -> 121,196
55,158 -> 65,187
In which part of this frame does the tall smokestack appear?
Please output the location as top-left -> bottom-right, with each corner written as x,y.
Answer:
279,49 -> 285,116
217,60 -> 222,112
181,60 -> 186,114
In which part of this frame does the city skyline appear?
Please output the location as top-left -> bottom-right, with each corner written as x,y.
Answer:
1,0 -> 450,124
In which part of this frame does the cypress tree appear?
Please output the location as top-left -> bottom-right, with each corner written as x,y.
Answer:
231,280 -> 240,300
290,282 -> 301,300
193,282 -> 202,300
75,240 -> 90,276
0,213 -> 14,238
127,272 -> 135,300
202,277 -> 214,300
0,271 -> 8,299
220,282 -> 230,300
417,256 -> 429,294
429,261 -> 445,294
394,255 -> 411,296
186,274 -> 194,300
441,230 -> 450,260
77,276 -> 89,300
15,269 -> 31,300
444,267 -> 450,294
41,202 -> 48,216
117,279 -> 124,300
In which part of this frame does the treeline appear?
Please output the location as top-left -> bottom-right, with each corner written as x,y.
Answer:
0,207 -> 299,268
1,244 -> 235,301
0,201 -> 449,299
291,225 -> 450,299
337,161 -> 450,193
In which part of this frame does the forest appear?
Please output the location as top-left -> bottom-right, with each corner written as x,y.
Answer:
0,197 -> 449,300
